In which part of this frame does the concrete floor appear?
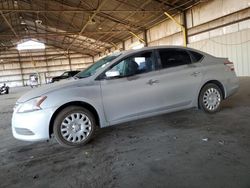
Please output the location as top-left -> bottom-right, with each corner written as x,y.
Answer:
0,78 -> 250,188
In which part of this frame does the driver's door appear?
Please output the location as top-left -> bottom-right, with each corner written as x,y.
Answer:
100,51 -> 160,125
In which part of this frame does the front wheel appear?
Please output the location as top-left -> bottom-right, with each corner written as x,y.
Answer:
199,83 -> 223,113
53,106 -> 96,147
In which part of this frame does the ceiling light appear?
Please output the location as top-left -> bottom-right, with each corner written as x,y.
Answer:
17,40 -> 45,51
35,20 -> 42,25
20,20 -> 26,25
14,0 -> 18,8
98,27 -> 102,30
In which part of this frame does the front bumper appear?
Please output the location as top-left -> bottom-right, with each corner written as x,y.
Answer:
12,108 -> 55,141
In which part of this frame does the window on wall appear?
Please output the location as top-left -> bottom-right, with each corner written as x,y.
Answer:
107,51 -> 155,78
159,49 -> 191,69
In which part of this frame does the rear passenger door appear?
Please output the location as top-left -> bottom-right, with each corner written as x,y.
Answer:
154,48 -> 204,109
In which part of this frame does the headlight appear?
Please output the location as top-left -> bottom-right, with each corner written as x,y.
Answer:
17,96 -> 47,113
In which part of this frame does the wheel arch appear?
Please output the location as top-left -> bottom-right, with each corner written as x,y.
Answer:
49,101 -> 100,137
198,80 -> 225,108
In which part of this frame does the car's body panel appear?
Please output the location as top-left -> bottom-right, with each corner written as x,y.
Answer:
12,46 -> 239,142
12,107 -> 54,141
198,56 -> 239,98
43,80 -> 108,127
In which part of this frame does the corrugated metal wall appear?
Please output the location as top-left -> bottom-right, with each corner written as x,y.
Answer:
188,29 -> 250,76
0,46 -> 93,87
104,0 -> 250,76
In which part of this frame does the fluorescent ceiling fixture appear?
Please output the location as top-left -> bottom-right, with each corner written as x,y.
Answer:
17,40 -> 45,51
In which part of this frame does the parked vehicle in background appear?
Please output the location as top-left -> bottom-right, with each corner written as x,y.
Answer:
29,73 -> 39,88
12,46 -> 239,147
50,70 -> 80,83
0,83 -> 9,95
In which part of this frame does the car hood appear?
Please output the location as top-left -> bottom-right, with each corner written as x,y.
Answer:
17,78 -> 90,103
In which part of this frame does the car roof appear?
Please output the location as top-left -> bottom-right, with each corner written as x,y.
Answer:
120,45 -> 210,57
65,70 -> 80,73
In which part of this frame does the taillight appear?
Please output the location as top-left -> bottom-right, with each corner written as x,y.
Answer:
224,60 -> 234,71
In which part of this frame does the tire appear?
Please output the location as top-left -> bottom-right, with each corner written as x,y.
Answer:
53,106 -> 96,147
199,83 -> 223,113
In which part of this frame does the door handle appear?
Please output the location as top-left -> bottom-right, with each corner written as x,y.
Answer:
147,79 -> 159,85
191,71 -> 201,77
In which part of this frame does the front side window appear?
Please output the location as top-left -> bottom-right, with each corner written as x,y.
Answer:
75,52 -> 121,79
159,49 -> 191,69
105,52 -> 155,79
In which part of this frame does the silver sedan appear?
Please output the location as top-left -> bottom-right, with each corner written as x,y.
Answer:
12,46 -> 239,147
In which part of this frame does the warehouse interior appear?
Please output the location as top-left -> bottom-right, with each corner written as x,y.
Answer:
0,0 -> 249,86
0,0 -> 250,187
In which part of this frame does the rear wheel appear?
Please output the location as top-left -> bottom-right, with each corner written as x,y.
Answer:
199,83 -> 223,113
53,106 -> 96,147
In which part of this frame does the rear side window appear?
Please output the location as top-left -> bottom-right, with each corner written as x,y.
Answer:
189,51 -> 204,63
159,49 -> 191,69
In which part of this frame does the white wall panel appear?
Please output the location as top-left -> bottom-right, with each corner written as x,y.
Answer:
148,33 -> 183,46
188,29 -> 250,76
188,0 -> 250,27
0,46 -> 94,86
147,15 -> 181,43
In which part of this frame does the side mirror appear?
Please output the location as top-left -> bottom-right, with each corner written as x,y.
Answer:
105,70 -> 120,78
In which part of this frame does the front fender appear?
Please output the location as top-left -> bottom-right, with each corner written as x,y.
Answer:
41,84 -> 108,128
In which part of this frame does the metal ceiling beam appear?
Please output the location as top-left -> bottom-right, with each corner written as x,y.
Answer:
96,12 -> 144,30
152,0 -> 183,11
129,31 -> 145,44
164,12 -> 187,46
66,0 -> 109,51
73,0 -> 128,52
0,11 -> 19,39
60,0 -> 84,46
0,9 -> 163,13
0,31 -> 128,38
87,0 -> 153,51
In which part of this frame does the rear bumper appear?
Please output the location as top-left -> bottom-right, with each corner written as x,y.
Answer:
224,76 -> 239,98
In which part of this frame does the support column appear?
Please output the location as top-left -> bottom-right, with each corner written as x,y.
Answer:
17,51 -> 25,86
68,51 -> 72,70
164,12 -> 187,47
144,30 -> 148,47
182,11 -> 188,46
129,31 -> 146,44
122,41 -> 125,50
44,48 -> 49,84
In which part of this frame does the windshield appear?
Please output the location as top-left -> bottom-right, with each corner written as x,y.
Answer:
75,53 -> 121,79
61,72 -> 69,77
